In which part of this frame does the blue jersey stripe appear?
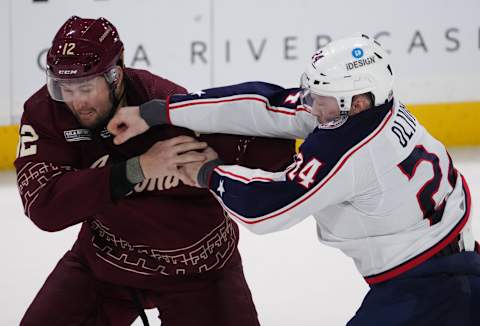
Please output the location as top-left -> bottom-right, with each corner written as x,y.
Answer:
169,81 -> 303,111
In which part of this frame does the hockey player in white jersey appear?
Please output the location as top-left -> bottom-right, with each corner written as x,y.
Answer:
108,35 -> 480,325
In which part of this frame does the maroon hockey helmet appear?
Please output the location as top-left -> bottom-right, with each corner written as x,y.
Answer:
46,16 -> 124,101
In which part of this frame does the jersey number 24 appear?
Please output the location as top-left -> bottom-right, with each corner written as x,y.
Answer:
398,145 -> 457,225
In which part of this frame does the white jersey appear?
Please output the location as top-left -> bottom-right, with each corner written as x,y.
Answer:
167,82 -> 474,284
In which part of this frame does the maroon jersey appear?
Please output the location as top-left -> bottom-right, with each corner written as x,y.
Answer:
15,68 -> 295,290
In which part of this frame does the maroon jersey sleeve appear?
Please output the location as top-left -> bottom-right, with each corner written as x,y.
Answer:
14,91 -> 114,232
151,74 -> 187,97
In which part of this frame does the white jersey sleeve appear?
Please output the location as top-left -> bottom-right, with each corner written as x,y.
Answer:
167,82 -> 318,139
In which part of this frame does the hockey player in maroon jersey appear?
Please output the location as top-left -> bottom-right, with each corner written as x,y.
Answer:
108,35 -> 480,325
15,16 -> 296,325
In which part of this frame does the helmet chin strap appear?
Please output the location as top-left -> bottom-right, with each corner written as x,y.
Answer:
110,79 -> 126,113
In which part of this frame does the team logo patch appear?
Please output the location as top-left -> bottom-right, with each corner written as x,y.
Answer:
352,48 -> 364,59
64,129 -> 91,142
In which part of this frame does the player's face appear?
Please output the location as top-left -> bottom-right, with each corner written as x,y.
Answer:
60,76 -> 113,129
309,94 -> 340,124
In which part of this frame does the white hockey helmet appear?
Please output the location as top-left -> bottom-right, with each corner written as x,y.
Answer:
300,34 -> 394,116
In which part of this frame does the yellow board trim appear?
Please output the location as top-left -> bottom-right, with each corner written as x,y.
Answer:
294,101 -> 480,152
0,125 -> 19,170
408,102 -> 480,146
1,102 -> 479,170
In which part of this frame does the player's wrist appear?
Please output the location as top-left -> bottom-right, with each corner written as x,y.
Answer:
126,156 -> 145,184
139,99 -> 168,127
110,156 -> 145,200
197,159 -> 223,188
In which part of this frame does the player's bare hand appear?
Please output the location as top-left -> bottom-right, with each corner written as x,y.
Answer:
179,147 -> 219,187
140,136 -> 208,179
108,106 -> 149,145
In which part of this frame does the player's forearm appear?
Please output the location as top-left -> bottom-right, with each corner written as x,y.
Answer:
15,155 -> 147,232
110,156 -> 145,200
139,82 -> 316,139
198,162 -> 309,234
197,159 -> 223,188
17,164 -> 115,232
139,99 -> 169,127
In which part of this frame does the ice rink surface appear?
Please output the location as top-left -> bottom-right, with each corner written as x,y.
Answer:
1,148 -> 479,326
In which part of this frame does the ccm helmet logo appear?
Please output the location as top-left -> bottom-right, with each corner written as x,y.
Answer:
58,70 -> 78,75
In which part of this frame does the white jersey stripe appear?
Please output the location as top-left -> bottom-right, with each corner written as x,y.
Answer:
168,94 -> 300,115
215,166 -> 274,183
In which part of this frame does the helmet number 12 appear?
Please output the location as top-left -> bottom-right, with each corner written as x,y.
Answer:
62,42 -> 76,55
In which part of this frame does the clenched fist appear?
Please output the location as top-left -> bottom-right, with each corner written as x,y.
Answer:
179,147 -> 219,187
108,106 -> 149,145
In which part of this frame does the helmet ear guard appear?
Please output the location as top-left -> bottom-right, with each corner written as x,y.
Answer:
104,52 -> 125,86
104,67 -> 119,85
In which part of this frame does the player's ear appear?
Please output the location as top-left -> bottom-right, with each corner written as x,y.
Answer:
350,93 -> 373,115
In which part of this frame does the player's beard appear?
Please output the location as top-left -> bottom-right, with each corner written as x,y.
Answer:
72,106 -> 112,130
70,90 -> 117,130
72,84 -> 124,130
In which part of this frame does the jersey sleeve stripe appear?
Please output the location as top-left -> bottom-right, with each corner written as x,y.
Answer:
364,174 -> 472,284
169,94 -> 297,116
215,167 -> 274,183
297,106 -> 310,113
217,107 -> 395,225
